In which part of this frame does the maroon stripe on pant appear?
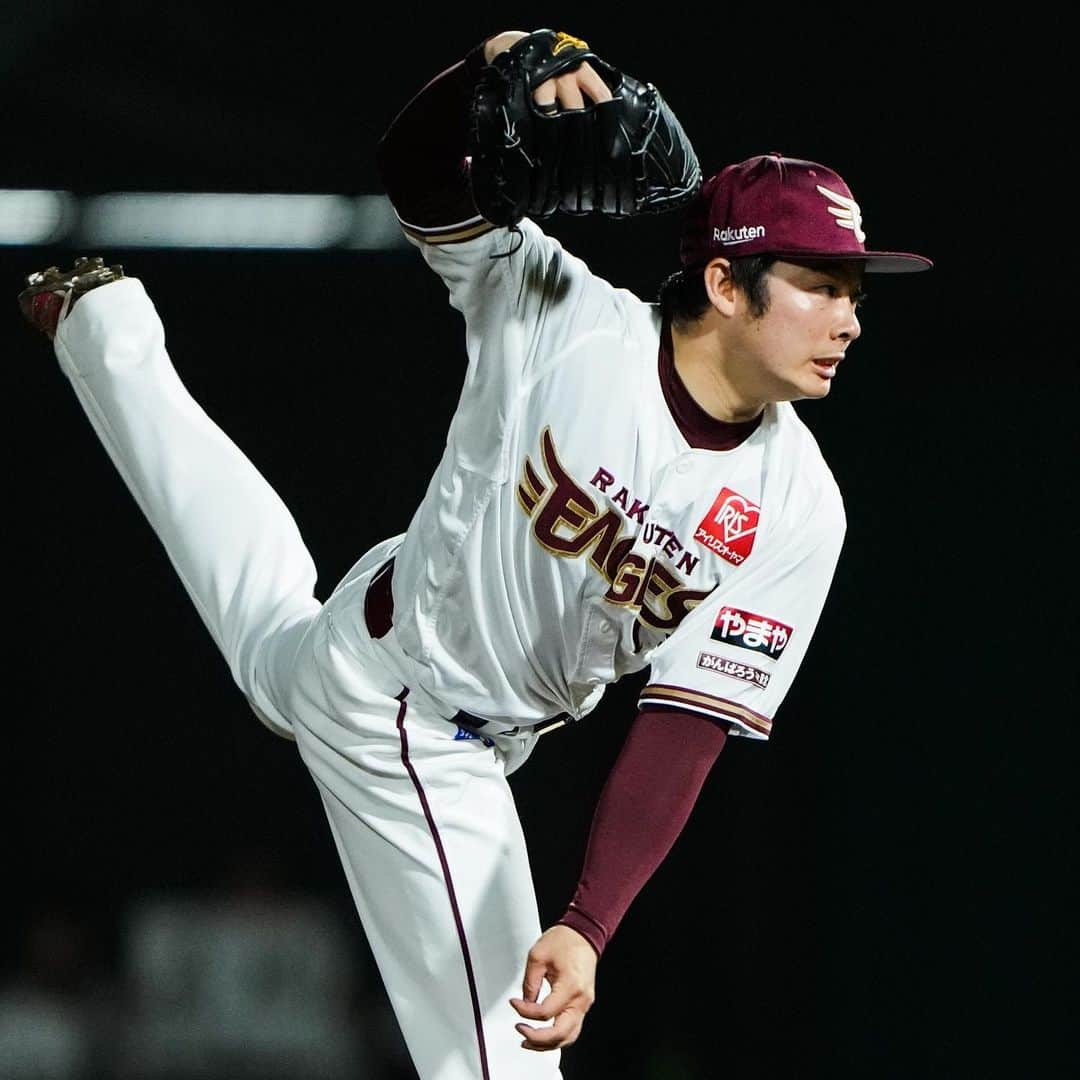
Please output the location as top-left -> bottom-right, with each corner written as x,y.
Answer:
394,688 -> 491,1080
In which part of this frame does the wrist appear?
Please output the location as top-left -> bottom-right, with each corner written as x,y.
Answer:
557,907 -> 606,957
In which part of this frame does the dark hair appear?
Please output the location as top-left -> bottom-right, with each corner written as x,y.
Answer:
657,255 -> 778,328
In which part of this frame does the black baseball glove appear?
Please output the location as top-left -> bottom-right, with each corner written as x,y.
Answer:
468,29 -> 702,228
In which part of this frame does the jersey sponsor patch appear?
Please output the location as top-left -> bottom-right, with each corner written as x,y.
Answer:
696,651 -> 770,689
710,605 -> 792,659
694,487 -> 760,565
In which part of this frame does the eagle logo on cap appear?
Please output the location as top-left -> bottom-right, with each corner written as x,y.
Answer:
817,185 -> 866,244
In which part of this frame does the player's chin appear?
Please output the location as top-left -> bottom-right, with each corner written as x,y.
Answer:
791,372 -> 834,400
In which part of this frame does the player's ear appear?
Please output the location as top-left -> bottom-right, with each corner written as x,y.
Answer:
703,258 -> 737,317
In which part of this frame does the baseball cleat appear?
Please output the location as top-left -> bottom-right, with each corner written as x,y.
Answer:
18,256 -> 125,339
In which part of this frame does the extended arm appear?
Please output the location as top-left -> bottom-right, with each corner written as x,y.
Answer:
510,707 -> 728,1050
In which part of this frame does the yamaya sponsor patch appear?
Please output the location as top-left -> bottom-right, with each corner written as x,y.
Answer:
695,487 -> 760,565
696,651 -> 770,689
710,605 -> 792,659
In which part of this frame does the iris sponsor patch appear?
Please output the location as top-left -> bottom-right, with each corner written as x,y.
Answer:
695,487 -> 760,565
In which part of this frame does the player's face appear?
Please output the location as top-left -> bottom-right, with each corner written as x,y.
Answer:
733,259 -> 864,403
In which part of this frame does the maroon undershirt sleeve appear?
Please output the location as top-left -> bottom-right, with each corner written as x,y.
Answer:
557,707 -> 728,956
375,42 -> 489,228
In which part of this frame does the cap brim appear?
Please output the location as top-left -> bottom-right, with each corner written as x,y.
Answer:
859,251 -> 932,273
770,249 -> 933,273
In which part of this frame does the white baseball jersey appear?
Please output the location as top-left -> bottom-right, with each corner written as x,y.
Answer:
326,216 -> 846,740
44,215 -> 841,1080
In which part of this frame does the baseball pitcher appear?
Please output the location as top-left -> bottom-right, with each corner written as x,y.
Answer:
20,27 -> 931,1080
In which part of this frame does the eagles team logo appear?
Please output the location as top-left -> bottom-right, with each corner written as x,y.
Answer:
694,487 -> 760,565
817,185 -> 866,243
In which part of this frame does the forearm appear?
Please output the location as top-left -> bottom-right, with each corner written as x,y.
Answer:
558,707 -> 728,955
374,41 -> 490,230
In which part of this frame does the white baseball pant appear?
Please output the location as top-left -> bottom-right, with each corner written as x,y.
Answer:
51,277 -> 561,1080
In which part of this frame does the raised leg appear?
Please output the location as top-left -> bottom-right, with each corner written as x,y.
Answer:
47,274 -> 320,735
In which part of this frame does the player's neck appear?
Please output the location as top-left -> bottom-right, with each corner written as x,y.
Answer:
670,318 -> 766,424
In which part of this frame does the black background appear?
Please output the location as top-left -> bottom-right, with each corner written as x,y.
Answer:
3,4 -> 1075,1078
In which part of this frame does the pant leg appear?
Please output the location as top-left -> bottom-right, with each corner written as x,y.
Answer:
287,613 -> 562,1080
52,277 -> 320,736
51,277 -> 559,1077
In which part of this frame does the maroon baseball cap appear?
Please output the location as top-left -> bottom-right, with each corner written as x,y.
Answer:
679,153 -> 932,273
